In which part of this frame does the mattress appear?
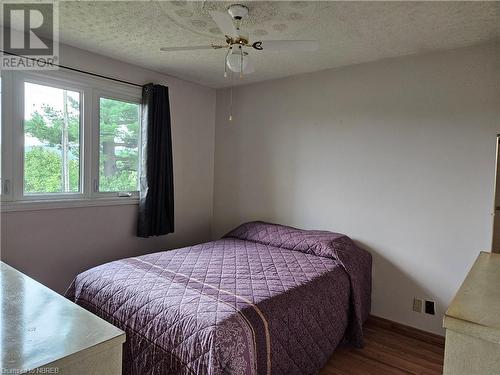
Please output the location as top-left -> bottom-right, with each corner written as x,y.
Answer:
66,221 -> 372,374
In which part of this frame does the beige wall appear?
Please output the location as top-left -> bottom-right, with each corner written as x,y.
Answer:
213,43 -> 500,334
0,44 -> 216,293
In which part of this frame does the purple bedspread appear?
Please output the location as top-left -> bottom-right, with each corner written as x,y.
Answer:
66,222 -> 371,374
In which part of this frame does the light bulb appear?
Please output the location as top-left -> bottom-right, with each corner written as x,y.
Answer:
226,46 -> 248,73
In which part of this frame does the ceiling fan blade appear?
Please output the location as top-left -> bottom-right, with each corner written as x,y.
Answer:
256,40 -> 319,52
160,45 -> 216,52
209,11 -> 237,36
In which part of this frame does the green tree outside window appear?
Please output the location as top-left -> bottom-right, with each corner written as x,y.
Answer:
24,88 -> 139,194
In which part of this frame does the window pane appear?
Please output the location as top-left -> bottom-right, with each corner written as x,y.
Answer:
99,97 -> 140,192
24,82 -> 81,194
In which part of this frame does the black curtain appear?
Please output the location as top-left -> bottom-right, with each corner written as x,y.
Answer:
137,83 -> 174,237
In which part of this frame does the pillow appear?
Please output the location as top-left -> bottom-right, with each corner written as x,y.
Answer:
223,221 -> 354,260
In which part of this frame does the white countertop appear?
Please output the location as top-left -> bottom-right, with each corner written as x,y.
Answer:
1,261 -> 125,372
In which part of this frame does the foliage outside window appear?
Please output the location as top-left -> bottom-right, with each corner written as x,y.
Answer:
99,98 -> 140,192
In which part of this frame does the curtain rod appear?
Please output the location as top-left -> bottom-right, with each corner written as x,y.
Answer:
1,50 -> 144,88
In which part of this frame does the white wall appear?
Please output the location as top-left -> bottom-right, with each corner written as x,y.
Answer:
1,44 -> 216,293
213,43 -> 500,334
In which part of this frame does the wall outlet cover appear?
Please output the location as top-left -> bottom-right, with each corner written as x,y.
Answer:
413,298 -> 422,313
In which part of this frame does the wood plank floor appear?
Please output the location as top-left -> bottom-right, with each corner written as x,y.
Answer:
321,316 -> 445,375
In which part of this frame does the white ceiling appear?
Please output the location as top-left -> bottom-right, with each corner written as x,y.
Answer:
46,1 -> 500,87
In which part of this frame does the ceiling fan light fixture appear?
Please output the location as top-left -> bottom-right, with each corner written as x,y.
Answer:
227,4 -> 249,21
226,46 -> 248,73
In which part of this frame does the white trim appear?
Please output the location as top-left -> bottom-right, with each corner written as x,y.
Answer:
82,85 -> 94,200
16,69 -> 141,96
11,72 -> 24,201
90,88 -> 99,198
0,197 -> 139,212
1,71 -> 13,201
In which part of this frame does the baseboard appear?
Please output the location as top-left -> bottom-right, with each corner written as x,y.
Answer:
367,315 -> 445,347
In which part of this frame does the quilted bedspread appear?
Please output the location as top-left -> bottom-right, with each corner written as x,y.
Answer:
66,222 -> 372,375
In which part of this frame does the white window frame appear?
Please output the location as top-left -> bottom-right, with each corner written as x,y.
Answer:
0,69 -> 142,212
1,71 -> 13,203
12,71 -> 86,201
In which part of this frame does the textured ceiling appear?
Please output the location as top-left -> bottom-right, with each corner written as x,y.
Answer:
23,1 -> 500,87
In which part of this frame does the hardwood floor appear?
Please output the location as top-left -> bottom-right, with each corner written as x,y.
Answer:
321,316 -> 445,375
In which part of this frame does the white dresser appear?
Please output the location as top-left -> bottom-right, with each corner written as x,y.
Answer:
0,261 -> 125,375
443,251 -> 500,375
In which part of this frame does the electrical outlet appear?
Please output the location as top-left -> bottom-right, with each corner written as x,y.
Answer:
413,298 -> 423,313
425,300 -> 435,315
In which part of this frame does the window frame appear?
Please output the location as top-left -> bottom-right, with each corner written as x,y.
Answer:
13,72 -> 86,201
0,69 -> 142,211
1,71 -> 13,203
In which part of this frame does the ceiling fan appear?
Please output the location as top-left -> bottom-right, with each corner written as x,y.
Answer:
160,4 -> 319,78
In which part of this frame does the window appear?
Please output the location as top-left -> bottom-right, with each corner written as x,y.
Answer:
24,82 -> 81,194
1,70 -> 142,210
98,97 -> 140,193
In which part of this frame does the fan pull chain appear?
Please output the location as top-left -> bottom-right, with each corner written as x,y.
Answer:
229,85 -> 233,121
240,50 -> 244,79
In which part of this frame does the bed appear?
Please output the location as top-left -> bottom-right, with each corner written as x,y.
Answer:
66,221 -> 372,375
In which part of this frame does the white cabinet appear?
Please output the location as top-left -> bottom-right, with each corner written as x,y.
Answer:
443,252 -> 500,375
0,262 -> 125,375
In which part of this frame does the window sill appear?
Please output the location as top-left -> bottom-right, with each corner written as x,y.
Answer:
0,197 -> 139,213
